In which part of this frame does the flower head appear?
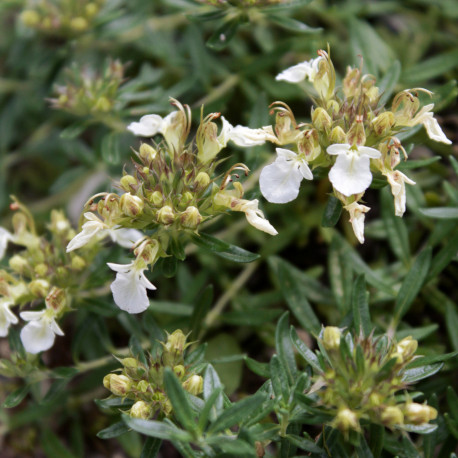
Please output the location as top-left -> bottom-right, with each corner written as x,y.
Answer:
327,143 -> 381,196
260,148 -> 313,204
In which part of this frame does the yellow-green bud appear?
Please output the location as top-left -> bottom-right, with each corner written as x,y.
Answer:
366,86 -> 379,104
20,10 -> 41,27
9,255 -> 29,274
173,365 -> 186,379
298,129 -> 321,161
395,337 -> 418,362
330,126 -> 346,144
34,263 -> 48,277
180,206 -> 202,230
369,392 -> 383,407
334,408 -> 359,432
163,399 -> 173,416
130,401 -> 152,419
404,403 -> 437,425
326,100 -> 340,115
45,286 -> 66,312
195,172 -> 211,191
97,195 -> 120,218
312,107 -> 332,131
381,406 -> 404,427
103,374 -> 132,396
371,112 -> 395,136
182,375 -> 203,395
120,193 -> 144,217
93,96 -> 111,112
322,326 -> 341,351
166,330 -> 187,353
157,205 -> 175,225
343,67 -> 360,99
150,191 -> 163,207
71,255 -> 86,270
139,143 -> 157,162
135,239 -> 159,265
28,279 -> 50,298
136,380 -> 149,393
180,192 -> 193,208
347,116 -> 366,146
85,3 -> 99,17
120,175 -> 137,192
121,358 -> 138,369
70,17 -> 88,32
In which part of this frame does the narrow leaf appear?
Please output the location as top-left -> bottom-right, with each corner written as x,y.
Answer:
2,385 -> 29,408
352,274 -> 371,336
321,195 -> 342,227
275,312 -> 297,383
290,327 -> 322,374
97,421 -> 130,439
402,363 -> 443,383
140,437 -> 162,458
124,416 -> 192,442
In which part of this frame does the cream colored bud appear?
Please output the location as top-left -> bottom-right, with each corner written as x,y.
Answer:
396,337 -> 418,363
157,205 -> 175,225
173,364 -> 186,379
130,401 -> 152,419
120,194 -> 144,217
366,86 -> 379,104
20,10 -> 41,27
71,255 -> 86,270
369,392 -> 383,407
104,374 -> 132,396
298,129 -> 321,161
334,408 -> 359,432
9,255 -> 29,274
45,287 -> 66,312
195,172 -> 211,191
312,107 -> 332,131
180,206 -> 202,230
85,3 -> 99,17
34,263 -> 48,277
97,195 -> 120,218
120,175 -> 137,192
139,143 -> 157,162
70,17 -> 88,32
347,116 -> 366,146
136,380 -> 149,393
343,67 -> 361,99
166,330 -> 187,353
150,191 -> 163,207
330,126 -> 346,144
134,239 -> 159,264
372,112 -> 395,136
163,399 -> 173,416
381,406 -> 404,427
404,403 -> 437,425
323,326 -> 341,351
28,279 -> 50,298
182,375 -> 203,395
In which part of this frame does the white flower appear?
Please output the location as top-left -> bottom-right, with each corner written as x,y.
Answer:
20,310 -> 64,354
220,116 -> 277,147
344,202 -> 370,244
409,104 -> 451,145
0,298 -> 18,337
0,227 -> 13,260
107,261 -> 156,314
260,148 -> 313,204
127,113 -> 170,137
67,213 -> 143,252
385,170 -> 416,217
276,57 -> 323,83
236,200 -> 278,236
327,143 -> 381,197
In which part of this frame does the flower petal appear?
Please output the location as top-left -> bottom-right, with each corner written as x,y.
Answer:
326,143 -> 351,156
127,114 -> 164,137
0,300 -> 18,337
229,125 -> 273,146
329,154 -> 373,196
0,227 -> 13,260
20,310 -> 46,322
260,158 -> 303,204
243,200 -> 278,236
422,113 -> 452,145
276,148 -> 297,161
20,320 -> 56,354
107,261 -> 135,273
276,60 -> 315,83
109,228 -> 143,249
66,213 -> 107,252
358,146 -> 381,159
298,160 -> 314,181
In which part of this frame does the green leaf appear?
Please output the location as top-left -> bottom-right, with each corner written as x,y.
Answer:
192,233 -> 260,263
447,387 -> 458,421
41,428 -> 76,458
290,327 -> 322,374
97,421 -> 130,439
140,437 -> 162,458
369,423 -> 384,458
446,303 -> 458,351
428,231 -> 458,280
352,274 -> 371,336
402,363 -> 443,383
51,367 -> 79,378
420,207 -> 458,219
206,436 -> 254,454
394,247 -> 432,322
266,14 -> 322,33
187,10 -> 227,22
163,368 -> 198,433
129,335 -> 147,367
2,385 -> 29,408
396,324 -> 439,341
328,237 -> 353,313
95,397 -> 134,410
378,60 -> 401,107
199,387 -> 224,432
208,392 -> 268,433
270,355 -> 289,400
400,423 -> 438,434
285,434 -> 323,453
101,132 -> 122,165
321,196 -> 342,227
275,312 -> 297,384
207,17 -> 241,51
276,259 -> 321,336
124,416 -> 192,442
148,301 -> 193,316
203,364 -> 223,419
396,156 -> 441,170
60,121 -> 88,140
244,357 -> 270,378
407,351 -> 458,368
190,285 -> 213,338
161,256 -> 177,278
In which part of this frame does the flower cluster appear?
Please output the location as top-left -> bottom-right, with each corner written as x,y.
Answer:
316,327 -> 437,435
49,60 -> 125,120
67,99 -> 277,313
0,200 -> 96,354
102,330 -> 203,420
260,50 -> 451,243
20,0 -> 105,36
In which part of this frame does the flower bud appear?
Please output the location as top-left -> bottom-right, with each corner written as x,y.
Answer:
34,263 -> 48,277
139,143 -> 157,163
149,364 -> 163,386
85,3 -> 99,17
343,67 -> 361,99
50,210 -> 71,234
136,380 -> 149,393
334,408 -> 359,432
298,129 -> 321,161
371,112 -> 395,136
134,239 -> 159,264
330,126 -> 346,144
166,329 -> 187,353
9,255 -> 29,274
157,205 -> 175,225
178,192 -> 193,210
71,255 -> 86,270
195,172 -> 211,192
120,194 -> 144,217
366,86 -> 379,104
180,206 -> 202,230
312,107 -> 332,131
130,401 -> 152,419
196,118 -> 220,164
347,115 -> 366,146
314,51 -> 335,99
70,17 -> 89,32
173,364 -> 186,379
97,195 -> 120,219
93,96 -> 111,112
120,175 -> 137,192
182,375 -> 203,395
326,100 -> 340,115
28,279 -> 50,298
121,357 -> 138,369
381,406 -> 404,427
323,326 -> 341,351
103,374 -> 132,396
45,287 -> 66,312
274,109 -> 299,144
395,337 -> 418,363
150,191 -> 163,207
404,403 -> 437,425
20,10 -> 41,27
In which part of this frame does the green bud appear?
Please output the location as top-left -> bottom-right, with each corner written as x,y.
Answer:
103,374 -> 132,396
195,172 -> 211,192
121,358 -> 138,369
326,100 -> 340,115
180,206 -> 202,230
182,375 -> 203,395
139,143 -> 157,162
404,403 -> 437,425
150,191 -> 163,207
330,126 -> 346,144
347,115 -> 366,146
381,406 -> 404,427
180,192 -> 193,208
136,380 -> 149,393
130,401 -> 152,419
371,112 -> 395,136
120,175 -> 137,192
395,337 -> 418,363
334,408 -> 359,433
34,263 -> 48,277
70,17 -> 89,32
93,96 -> 111,112
173,365 -> 186,379
20,10 -> 41,27
312,107 -> 332,131
120,193 -> 144,217
50,210 -> 71,234
149,365 -> 163,386
71,255 -> 86,270
85,3 -> 99,17
322,326 -> 341,351
9,255 -> 29,274
157,205 -> 175,225
28,279 -> 50,298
